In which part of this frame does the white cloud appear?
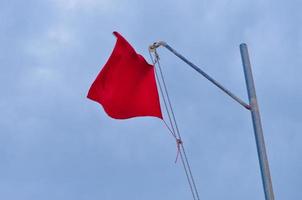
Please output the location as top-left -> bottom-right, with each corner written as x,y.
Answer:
24,24 -> 75,61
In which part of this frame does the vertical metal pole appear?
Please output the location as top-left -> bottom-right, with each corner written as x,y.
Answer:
240,44 -> 275,200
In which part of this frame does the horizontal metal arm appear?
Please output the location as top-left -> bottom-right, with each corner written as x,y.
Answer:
149,42 -> 251,110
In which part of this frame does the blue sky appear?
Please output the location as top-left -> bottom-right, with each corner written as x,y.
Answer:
1,0 -> 301,199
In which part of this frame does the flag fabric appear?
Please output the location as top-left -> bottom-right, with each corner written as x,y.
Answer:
87,32 -> 162,119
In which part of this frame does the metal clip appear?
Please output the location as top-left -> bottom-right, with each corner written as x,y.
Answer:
148,41 -> 166,52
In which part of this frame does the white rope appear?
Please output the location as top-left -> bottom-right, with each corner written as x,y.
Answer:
149,49 -> 201,200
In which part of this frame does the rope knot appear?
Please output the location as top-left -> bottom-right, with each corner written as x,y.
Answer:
176,138 -> 183,145
175,138 -> 183,163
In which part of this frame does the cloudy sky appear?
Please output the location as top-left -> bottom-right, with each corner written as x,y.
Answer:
1,0 -> 301,199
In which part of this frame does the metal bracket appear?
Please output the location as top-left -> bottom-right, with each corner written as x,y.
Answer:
149,41 -> 166,52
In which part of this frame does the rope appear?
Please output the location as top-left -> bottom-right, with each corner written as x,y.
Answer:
154,50 -> 201,200
149,50 -> 200,200
155,50 -> 201,200
149,51 -> 177,140
150,51 -> 197,200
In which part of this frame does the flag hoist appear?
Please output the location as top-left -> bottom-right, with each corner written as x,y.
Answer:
88,32 -> 275,200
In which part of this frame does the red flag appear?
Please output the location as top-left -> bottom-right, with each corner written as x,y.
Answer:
87,32 -> 162,119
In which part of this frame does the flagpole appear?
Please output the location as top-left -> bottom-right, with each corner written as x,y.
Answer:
150,41 -> 275,200
240,44 -> 275,200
